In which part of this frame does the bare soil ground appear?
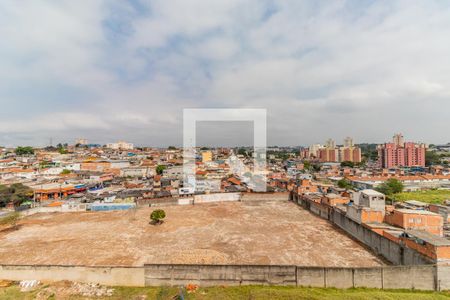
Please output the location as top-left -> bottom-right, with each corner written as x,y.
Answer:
0,201 -> 384,267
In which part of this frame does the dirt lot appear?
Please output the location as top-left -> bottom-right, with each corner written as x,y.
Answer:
0,201 -> 384,267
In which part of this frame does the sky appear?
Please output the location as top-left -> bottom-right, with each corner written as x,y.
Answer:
0,0 -> 449,147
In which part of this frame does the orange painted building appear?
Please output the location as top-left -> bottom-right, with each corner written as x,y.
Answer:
385,209 -> 444,236
34,185 -> 85,201
339,147 -> 362,163
360,209 -> 385,223
321,194 -> 350,206
297,179 -> 318,194
318,148 -> 338,162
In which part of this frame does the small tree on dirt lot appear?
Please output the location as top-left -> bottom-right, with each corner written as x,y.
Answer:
150,209 -> 166,225
0,212 -> 20,230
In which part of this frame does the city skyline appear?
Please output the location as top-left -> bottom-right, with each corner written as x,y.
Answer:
0,132 -> 443,148
1,1 -> 450,147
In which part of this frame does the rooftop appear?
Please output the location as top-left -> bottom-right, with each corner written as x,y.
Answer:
405,200 -> 428,207
360,189 -> 384,197
405,230 -> 450,246
395,209 -> 440,216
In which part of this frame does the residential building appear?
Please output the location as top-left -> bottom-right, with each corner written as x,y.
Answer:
339,145 -> 362,163
106,141 -> 134,150
318,139 -> 337,162
385,209 -> 444,236
316,137 -> 362,163
308,144 -> 323,158
377,134 -> 426,168
297,179 -> 319,194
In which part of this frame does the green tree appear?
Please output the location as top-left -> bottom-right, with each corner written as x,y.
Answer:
0,183 -> 33,207
355,159 -> 367,168
15,146 -> 34,156
56,143 -> 69,154
168,146 -> 177,150
39,160 -> 51,168
237,148 -> 247,157
359,143 -> 378,161
312,163 -> 321,172
150,209 -> 166,225
337,178 -> 353,190
303,161 -> 311,170
425,151 -> 441,166
0,212 -> 20,230
340,161 -> 355,168
376,178 -> 404,196
156,165 -> 166,175
60,169 -> 71,175
0,185 -> 9,207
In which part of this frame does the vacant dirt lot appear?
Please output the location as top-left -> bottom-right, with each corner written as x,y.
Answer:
0,201 -> 384,267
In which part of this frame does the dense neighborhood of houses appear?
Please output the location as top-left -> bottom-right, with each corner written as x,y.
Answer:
1,135 -> 450,265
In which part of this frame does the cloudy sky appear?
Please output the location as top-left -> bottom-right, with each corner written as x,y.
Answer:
0,0 -> 449,147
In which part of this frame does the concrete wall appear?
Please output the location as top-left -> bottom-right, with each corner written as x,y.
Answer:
144,264 -> 438,290
291,192 -> 434,266
0,265 -> 145,286
20,206 -> 63,216
141,192 -> 289,207
241,192 -> 289,202
0,264 -> 442,290
194,193 -> 241,204
331,209 -> 432,265
437,265 -> 450,291
144,264 -> 296,286
297,265 -> 437,290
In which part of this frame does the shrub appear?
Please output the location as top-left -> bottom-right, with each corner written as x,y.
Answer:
150,209 -> 166,225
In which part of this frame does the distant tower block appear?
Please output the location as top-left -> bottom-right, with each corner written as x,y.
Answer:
325,138 -> 336,149
393,133 -> 404,147
76,138 -> 88,145
344,137 -> 354,148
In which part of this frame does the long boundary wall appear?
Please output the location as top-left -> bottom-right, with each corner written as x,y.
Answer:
241,192 -> 289,202
0,265 -> 145,286
139,192 -> 289,207
0,264 -> 443,290
290,192 -> 433,265
144,264 -> 438,290
331,209 -> 432,265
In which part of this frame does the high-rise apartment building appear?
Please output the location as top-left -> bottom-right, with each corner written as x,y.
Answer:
344,137 -> 354,148
393,133 -> 404,147
377,134 -> 426,168
325,138 -> 336,149
318,147 -> 338,162
316,138 -> 362,163
308,144 -> 322,158
339,136 -> 361,163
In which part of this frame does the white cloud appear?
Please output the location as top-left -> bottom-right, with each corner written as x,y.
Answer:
1,0 -> 450,146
